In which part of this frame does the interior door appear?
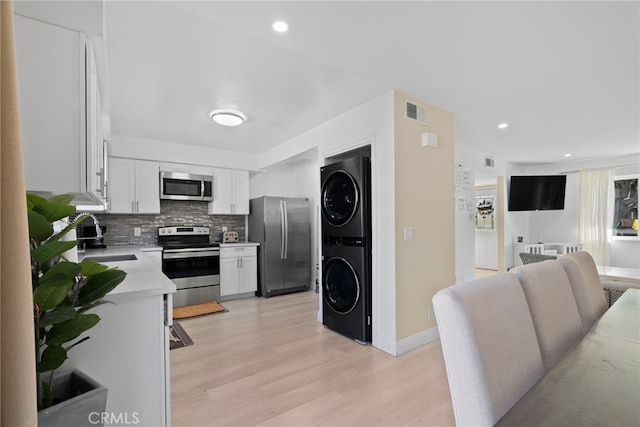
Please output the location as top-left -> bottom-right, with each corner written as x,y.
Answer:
283,198 -> 310,290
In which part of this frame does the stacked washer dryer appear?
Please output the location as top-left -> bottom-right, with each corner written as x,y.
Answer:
320,156 -> 372,344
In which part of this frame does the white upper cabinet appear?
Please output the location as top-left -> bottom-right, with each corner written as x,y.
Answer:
109,158 -> 160,214
209,168 -> 250,215
14,15 -> 107,205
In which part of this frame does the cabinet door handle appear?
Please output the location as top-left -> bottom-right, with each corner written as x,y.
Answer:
136,201 -> 139,212
132,201 -> 135,213
240,258 -> 243,268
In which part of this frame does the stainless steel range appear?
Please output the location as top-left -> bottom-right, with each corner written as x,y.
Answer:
158,226 -> 220,308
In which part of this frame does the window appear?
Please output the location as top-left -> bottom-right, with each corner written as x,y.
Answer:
613,175 -> 638,237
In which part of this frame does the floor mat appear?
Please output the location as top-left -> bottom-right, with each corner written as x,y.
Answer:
173,300 -> 227,319
169,322 -> 193,350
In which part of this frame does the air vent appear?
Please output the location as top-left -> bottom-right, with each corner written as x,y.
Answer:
405,100 -> 427,125
484,157 -> 495,168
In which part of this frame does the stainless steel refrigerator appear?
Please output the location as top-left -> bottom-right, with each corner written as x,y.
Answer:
248,196 -> 311,297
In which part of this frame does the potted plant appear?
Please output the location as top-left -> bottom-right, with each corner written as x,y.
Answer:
28,193 -> 127,422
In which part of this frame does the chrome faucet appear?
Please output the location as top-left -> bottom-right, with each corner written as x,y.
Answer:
72,212 -> 103,240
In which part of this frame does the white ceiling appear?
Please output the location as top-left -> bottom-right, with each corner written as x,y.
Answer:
104,1 -> 639,165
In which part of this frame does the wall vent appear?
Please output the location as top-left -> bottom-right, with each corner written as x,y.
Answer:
484,157 -> 495,168
405,100 -> 427,125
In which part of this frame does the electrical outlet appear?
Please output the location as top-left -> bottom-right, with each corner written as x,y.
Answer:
133,227 -> 141,236
428,307 -> 434,321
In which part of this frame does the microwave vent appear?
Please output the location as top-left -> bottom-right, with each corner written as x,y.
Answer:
405,100 -> 427,125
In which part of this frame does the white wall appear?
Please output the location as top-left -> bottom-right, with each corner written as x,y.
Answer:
454,165 -> 475,283
455,148 -> 640,269
524,154 -> 640,268
110,134 -> 259,171
258,91 -> 398,355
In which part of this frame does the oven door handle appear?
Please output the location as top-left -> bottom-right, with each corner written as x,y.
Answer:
163,249 -> 220,260
163,247 -> 219,253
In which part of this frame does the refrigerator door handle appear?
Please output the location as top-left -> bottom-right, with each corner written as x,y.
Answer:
280,200 -> 285,259
283,200 -> 289,259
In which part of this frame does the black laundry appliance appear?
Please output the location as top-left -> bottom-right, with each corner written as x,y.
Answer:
321,236 -> 371,343
320,155 -> 372,343
320,156 -> 371,238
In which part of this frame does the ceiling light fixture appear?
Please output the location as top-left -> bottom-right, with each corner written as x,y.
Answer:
272,21 -> 288,33
564,153 -> 572,158
209,110 -> 246,127
497,122 -> 509,129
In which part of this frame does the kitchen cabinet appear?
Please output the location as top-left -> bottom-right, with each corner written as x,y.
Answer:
220,245 -> 258,299
208,168 -> 250,215
109,158 -> 160,214
68,252 -> 174,427
14,15 -> 107,206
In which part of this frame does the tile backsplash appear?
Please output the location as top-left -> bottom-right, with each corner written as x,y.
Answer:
95,200 -> 245,247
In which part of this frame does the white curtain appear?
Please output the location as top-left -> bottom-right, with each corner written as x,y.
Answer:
578,169 -> 614,265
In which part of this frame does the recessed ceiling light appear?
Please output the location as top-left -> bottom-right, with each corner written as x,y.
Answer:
564,153 -> 572,158
497,122 -> 509,129
272,21 -> 288,33
209,110 -> 246,127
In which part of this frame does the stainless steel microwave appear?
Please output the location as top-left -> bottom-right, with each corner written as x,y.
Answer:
160,171 -> 213,201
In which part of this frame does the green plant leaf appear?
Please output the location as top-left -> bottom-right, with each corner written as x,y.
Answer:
79,260 -> 110,276
37,306 -> 77,328
28,210 -> 53,244
38,345 -> 67,373
26,193 -> 47,211
33,202 -> 76,223
46,313 -> 100,346
41,379 -> 53,409
46,194 -> 75,206
78,269 -> 127,305
34,262 -> 81,311
31,240 -> 78,265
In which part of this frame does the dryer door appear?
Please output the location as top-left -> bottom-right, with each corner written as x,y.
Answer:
321,170 -> 359,227
322,257 -> 360,314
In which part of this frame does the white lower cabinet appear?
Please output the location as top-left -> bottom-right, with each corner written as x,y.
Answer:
109,158 -> 160,214
220,246 -> 258,299
65,292 -> 171,426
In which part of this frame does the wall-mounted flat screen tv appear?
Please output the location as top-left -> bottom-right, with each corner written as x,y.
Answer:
508,175 -> 567,211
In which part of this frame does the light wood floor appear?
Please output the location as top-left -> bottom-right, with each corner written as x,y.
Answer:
170,291 -> 455,427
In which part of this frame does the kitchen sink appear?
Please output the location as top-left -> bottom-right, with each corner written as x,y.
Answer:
83,254 -> 138,263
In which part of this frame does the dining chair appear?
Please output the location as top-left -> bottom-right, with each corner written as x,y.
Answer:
433,274 -> 545,426
558,251 -> 608,334
510,260 -> 583,370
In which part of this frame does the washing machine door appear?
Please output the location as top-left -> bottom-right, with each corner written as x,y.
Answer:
323,257 -> 360,314
321,170 -> 359,227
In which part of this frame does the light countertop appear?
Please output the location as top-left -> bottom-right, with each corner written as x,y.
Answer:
82,246 -> 175,299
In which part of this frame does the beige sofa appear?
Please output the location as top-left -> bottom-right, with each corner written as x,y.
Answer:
433,251 -> 607,426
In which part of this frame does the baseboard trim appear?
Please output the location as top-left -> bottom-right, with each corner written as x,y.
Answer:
395,326 -> 440,356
